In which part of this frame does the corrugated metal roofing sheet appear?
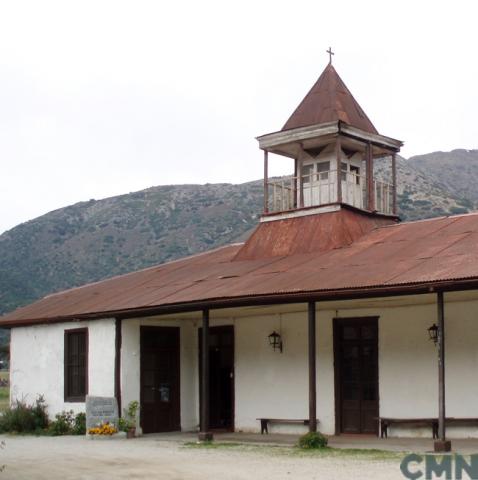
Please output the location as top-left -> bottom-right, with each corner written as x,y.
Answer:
3,212 -> 478,326
234,208 -> 396,260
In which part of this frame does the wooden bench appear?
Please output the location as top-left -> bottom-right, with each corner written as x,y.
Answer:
379,417 -> 478,439
257,418 -> 319,434
379,418 -> 439,439
447,418 -> 478,429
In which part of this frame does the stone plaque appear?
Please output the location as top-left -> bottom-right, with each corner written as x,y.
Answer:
85,396 -> 119,430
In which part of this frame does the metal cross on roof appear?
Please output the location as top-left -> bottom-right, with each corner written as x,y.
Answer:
327,47 -> 334,64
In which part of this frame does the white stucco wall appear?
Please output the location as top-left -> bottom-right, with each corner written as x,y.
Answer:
10,318 -> 116,418
233,312 -> 334,434
378,300 -> 478,438
234,312 -> 307,429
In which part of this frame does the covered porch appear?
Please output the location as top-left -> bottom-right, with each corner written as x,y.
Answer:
118,290 -> 478,453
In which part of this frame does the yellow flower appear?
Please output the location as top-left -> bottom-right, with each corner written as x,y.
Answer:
88,422 -> 117,435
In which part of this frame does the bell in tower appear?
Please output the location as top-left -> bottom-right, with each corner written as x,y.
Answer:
257,51 -> 403,220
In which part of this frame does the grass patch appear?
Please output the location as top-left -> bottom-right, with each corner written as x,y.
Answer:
183,442 -> 403,461
184,442 -> 244,449
288,447 -> 403,461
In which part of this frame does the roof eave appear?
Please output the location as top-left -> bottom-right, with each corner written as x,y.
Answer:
340,124 -> 403,151
256,121 -> 339,150
4,277 -> 478,328
257,121 -> 403,152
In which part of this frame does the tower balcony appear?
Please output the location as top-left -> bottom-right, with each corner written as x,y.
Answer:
266,170 -> 394,216
258,122 -> 402,221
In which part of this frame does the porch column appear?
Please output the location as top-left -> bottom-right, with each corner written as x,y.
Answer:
308,301 -> 317,432
114,318 -> 122,415
434,291 -> 451,452
199,309 -> 213,441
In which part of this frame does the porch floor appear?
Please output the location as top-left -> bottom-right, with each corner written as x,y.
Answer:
144,431 -> 478,454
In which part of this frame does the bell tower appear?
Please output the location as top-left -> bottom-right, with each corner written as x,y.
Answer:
257,55 -> 403,221
234,54 -> 403,261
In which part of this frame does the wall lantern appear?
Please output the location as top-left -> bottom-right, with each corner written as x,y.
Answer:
428,323 -> 439,345
268,331 -> 283,353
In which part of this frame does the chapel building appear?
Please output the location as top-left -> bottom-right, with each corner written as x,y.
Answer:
3,57 -> 478,452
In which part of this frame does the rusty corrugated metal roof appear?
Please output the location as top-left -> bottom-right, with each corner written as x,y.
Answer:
3,211 -> 478,326
282,64 -> 378,134
234,207 -> 396,260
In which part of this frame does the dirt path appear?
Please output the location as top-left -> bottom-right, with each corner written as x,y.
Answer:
0,435 -> 406,480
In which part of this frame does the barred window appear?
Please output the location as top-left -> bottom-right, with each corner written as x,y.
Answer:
64,328 -> 88,402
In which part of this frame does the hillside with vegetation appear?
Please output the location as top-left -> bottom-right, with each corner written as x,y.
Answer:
376,150 -> 476,221
1,149 -> 477,323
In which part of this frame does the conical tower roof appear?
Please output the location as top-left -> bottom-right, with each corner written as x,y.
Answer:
282,63 -> 378,134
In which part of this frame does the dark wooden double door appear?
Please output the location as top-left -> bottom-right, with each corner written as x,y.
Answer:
199,326 -> 234,430
334,318 -> 379,434
139,325 -> 234,433
140,327 -> 180,433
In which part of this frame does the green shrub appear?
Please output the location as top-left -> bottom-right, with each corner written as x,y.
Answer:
72,412 -> 86,435
119,400 -> 139,432
118,417 -> 130,432
48,410 -> 86,435
449,206 -> 469,215
48,410 -> 74,436
0,394 -> 88,436
298,431 -> 328,449
0,395 -> 48,433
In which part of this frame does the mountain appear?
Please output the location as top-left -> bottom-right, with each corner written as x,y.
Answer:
377,152 -> 476,221
0,182 -> 263,317
408,149 -> 478,202
1,149 -> 477,321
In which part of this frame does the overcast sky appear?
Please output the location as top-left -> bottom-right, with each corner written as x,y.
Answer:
1,0 -> 477,234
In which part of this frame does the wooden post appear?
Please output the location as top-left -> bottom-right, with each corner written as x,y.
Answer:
391,153 -> 397,215
199,309 -> 213,441
281,180 -> 285,212
380,182 -> 384,213
336,137 -> 342,204
366,142 -> 375,211
263,150 -> 269,214
434,292 -> 451,452
294,158 -> 298,208
308,301 -> 317,432
299,160 -> 304,208
114,318 -> 122,415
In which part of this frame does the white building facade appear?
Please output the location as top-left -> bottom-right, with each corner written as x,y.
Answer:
10,291 -> 478,438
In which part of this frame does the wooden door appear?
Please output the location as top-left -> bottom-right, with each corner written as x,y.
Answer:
334,318 -> 378,435
140,327 -> 180,433
199,326 -> 234,430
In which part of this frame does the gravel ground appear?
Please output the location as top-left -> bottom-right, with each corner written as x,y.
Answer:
0,434 -> 410,480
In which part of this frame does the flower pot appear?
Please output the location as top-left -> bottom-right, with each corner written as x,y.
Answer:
126,427 -> 136,439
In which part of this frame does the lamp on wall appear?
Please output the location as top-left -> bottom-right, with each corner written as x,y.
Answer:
268,331 -> 283,353
428,323 -> 439,345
